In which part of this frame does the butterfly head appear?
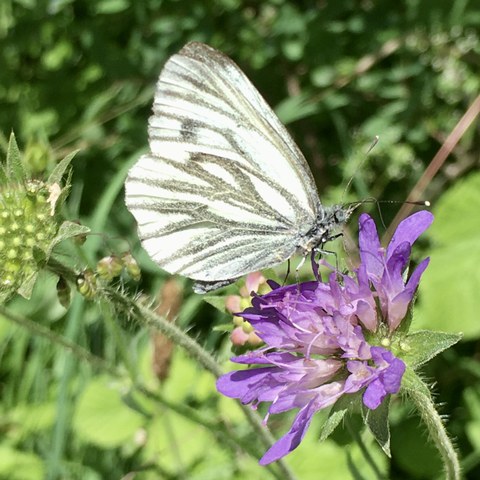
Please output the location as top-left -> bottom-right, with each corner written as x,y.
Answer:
299,203 -> 360,256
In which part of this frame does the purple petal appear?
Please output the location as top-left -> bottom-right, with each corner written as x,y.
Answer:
363,348 -> 406,409
382,357 -> 406,393
363,378 -> 387,409
405,257 -> 430,292
259,401 -> 317,465
386,211 -> 433,261
216,368 -> 282,403
387,290 -> 412,331
358,214 -> 383,278
385,242 -> 411,279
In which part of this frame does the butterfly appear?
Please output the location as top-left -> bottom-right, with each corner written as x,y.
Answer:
125,42 -> 353,293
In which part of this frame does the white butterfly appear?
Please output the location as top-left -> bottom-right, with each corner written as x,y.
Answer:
125,42 -> 352,293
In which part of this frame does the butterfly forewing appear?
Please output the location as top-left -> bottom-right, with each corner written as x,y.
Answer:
125,42 -> 324,285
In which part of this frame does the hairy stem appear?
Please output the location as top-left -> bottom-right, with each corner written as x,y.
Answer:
45,257 -> 297,480
402,368 -> 461,480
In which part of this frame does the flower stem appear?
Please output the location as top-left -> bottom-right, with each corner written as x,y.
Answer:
0,303 -> 286,479
402,368 -> 461,480
45,257 -> 297,480
103,286 -> 298,480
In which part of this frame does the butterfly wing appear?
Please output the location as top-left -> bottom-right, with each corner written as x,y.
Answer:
125,42 -> 321,283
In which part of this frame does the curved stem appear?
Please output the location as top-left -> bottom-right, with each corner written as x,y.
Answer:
45,257 -> 297,480
104,286 -> 297,480
402,368 -> 461,480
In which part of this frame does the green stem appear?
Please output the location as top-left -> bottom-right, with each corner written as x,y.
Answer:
104,286 -> 297,480
0,304 -> 119,376
402,368 -> 461,480
45,258 -> 297,480
1,302 -> 288,480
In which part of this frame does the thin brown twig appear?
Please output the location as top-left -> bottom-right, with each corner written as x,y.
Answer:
384,94 -> 480,242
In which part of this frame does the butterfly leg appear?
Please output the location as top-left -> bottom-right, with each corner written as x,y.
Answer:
282,259 -> 291,286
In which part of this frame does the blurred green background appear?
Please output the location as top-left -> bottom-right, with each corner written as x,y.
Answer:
1,0 -> 479,479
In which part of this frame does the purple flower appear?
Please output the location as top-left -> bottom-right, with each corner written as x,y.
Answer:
358,211 -> 433,331
216,211 -> 432,465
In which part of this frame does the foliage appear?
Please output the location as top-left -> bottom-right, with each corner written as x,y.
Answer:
0,1 -> 479,479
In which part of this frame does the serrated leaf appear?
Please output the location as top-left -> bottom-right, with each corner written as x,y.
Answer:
364,396 -> 391,457
47,150 -> 78,185
47,221 -> 90,253
203,295 -> 228,313
6,132 -> 26,183
401,330 -> 462,368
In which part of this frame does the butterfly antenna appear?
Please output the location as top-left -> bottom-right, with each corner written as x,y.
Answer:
357,197 -> 431,229
341,135 -> 379,204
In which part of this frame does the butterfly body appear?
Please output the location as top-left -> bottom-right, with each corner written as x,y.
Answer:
125,42 -> 351,293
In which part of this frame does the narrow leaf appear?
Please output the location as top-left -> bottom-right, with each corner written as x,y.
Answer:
6,132 -> 26,183
365,396 -> 391,457
319,393 -> 361,442
47,150 -> 78,185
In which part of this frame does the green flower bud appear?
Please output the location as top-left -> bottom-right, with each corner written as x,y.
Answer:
76,269 -> 97,300
122,252 -> 141,281
96,255 -> 123,281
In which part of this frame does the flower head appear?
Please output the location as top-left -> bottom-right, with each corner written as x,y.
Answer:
217,211 -> 432,464
0,134 -> 89,303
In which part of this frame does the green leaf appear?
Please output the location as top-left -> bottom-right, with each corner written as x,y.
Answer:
319,393 -> 361,442
73,378 -> 145,448
203,295 -> 228,313
415,172 -> 480,340
17,271 -> 38,300
0,446 -> 44,480
428,172 -> 480,244
47,150 -> 78,185
401,330 -> 462,368
364,396 -> 391,457
6,132 -> 25,183
275,92 -> 320,125
47,221 -> 90,253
